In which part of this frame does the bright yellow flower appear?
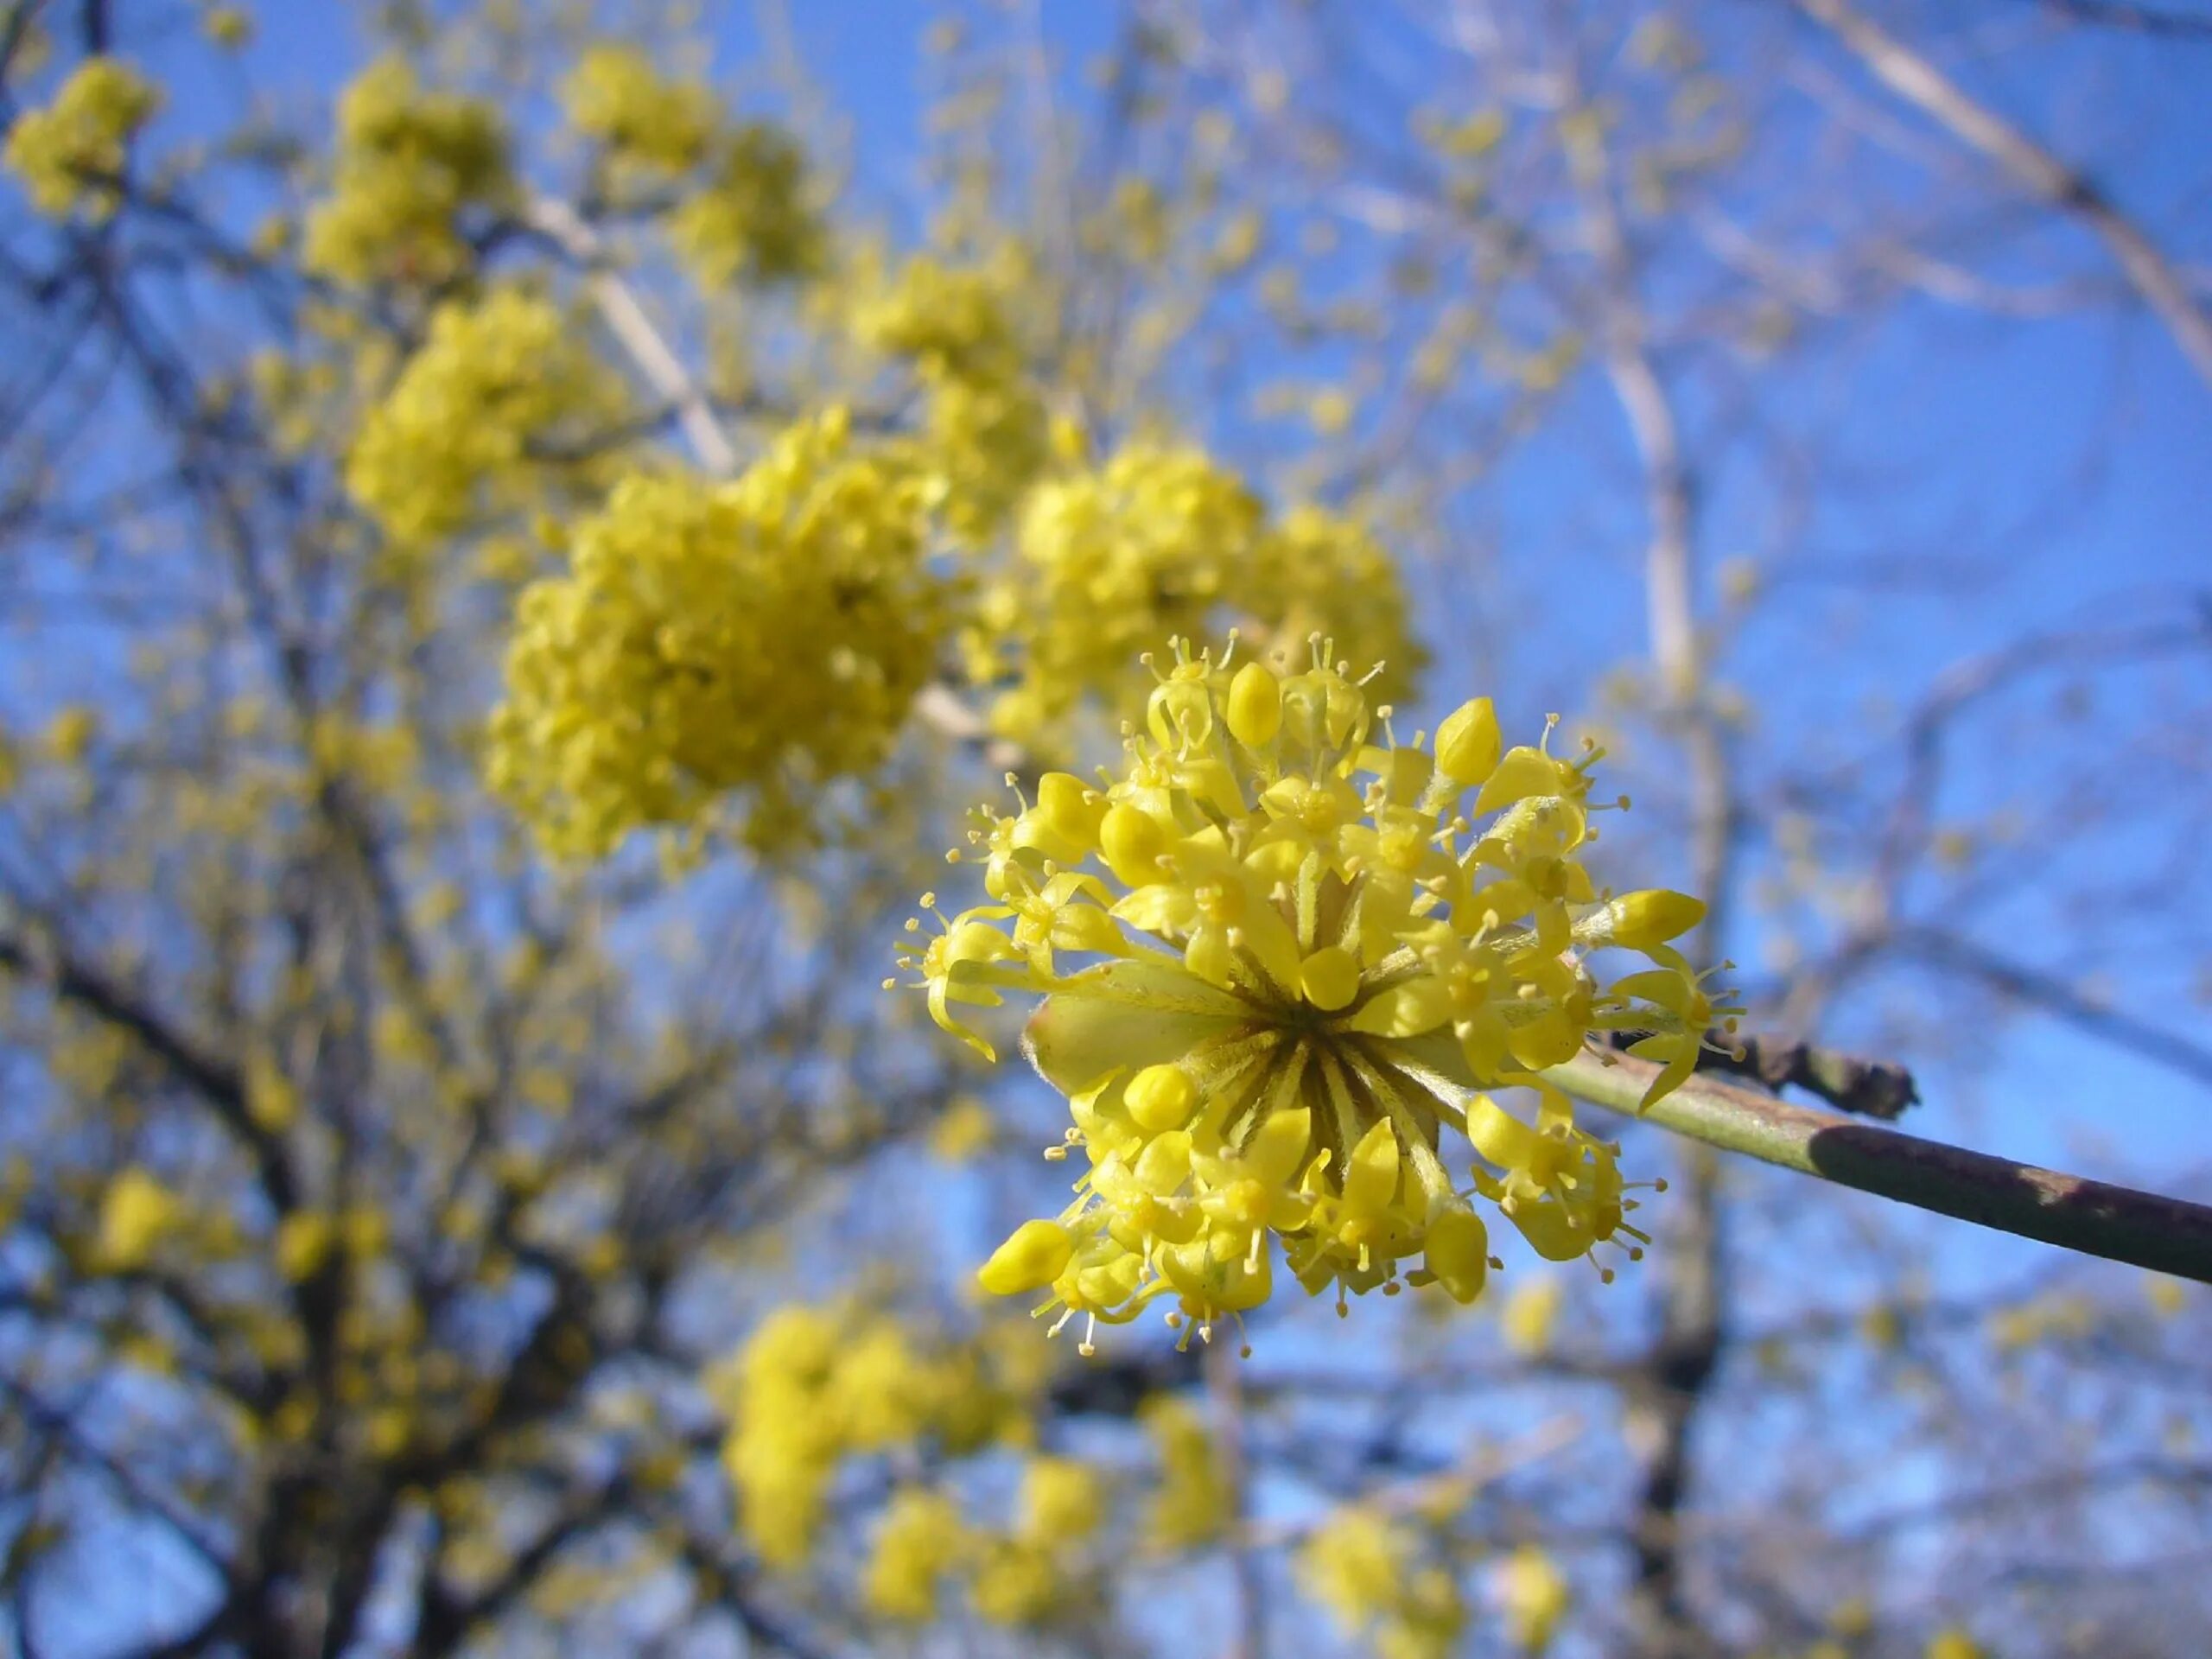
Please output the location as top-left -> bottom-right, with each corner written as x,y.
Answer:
487,410 -> 950,855
1139,1394 -> 1232,1551
302,58 -> 511,287
561,43 -> 719,175
3,57 -> 160,221
1497,1543 -> 1570,1653
98,1166 -> 180,1270
863,1487 -> 969,1622
904,638 -> 1732,1351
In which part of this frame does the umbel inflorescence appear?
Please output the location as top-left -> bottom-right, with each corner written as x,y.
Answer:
895,637 -> 1738,1353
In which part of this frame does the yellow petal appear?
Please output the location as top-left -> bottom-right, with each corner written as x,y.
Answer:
1127,1063 -> 1198,1134
1347,977 -> 1452,1038
1466,1095 -> 1541,1169
1300,945 -> 1363,1012
1340,1119 -> 1401,1214
1422,1205 -> 1491,1303
1474,746 -> 1571,815
976,1220 -> 1076,1296
1226,660 -> 1281,747
1243,1104 -> 1314,1188
1434,697 -> 1500,785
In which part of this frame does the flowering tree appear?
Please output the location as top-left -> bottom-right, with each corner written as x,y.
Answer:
1,3 -> 2209,1656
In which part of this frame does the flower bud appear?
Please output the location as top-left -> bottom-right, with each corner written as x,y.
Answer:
1597,888 -> 1705,950
1434,696 -> 1500,785
1423,1203 -> 1491,1303
977,1219 -> 1075,1296
1299,945 -> 1362,1012
1225,661 -> 1282,747
1100,803 -> 1170,887
1126,1063 -> 1198,1134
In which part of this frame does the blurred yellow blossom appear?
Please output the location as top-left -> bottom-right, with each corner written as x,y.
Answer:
561,43 -> 719,175
1497,1543 -> 1570,1653
98,1166 -> 180,1270
487,410 -> 949,855
863,1487 -> 970,1621
1499,1274 -> 1566,1355
1140,1394 -> 1232,1551
303,57 -> 511,286
346,287 -> 620,550
3,57 -> 160,220
668,123 -> 825,289
1301,1505 -> 1465,1659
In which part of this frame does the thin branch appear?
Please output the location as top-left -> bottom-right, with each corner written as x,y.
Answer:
524,197 -> 738,474
2031,0 -> 2212,39
1897,924 -> 2212,1092
1548,1048 -> 2212,1283
1795,0 -> 2212,390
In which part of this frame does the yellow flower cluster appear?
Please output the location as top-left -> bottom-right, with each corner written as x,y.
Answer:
861,1455 -> 1107,1627
863,1486 -> 969,1621
345,287 -> 617,549
486,410 -> 949,855
668,123 -> 825,289
1497,1544 -> 1572,1653
968,1455 -> 1107,1625
855,252 -> 1028,382
1140,1393 -> 1232,1551
901,637 -> 1735,1351
972,451 -> 1420,747
707,1300 -> 1039,1571
303,58 -> 511,286
560,43 -> 718,176
1254,505 -> 1426,698
857,251 -> 1053,545
1301,1506 -> 1466,1659
3,57 -> 160,221
97,1166 -> 182,1270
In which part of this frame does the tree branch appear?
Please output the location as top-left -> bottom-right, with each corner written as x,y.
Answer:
1548,1048 -> 2212,1282
1795,0 -> 2212,391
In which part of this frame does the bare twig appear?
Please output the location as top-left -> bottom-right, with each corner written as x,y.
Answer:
1794,0 -> 2212,390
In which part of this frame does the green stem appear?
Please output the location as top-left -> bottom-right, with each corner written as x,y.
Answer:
1544,1049 -> 2212,1286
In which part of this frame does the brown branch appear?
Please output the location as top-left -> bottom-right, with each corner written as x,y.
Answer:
1549,1048 -> 2212,1283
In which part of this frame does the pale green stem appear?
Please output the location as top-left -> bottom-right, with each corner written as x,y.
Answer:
1544,1049 -> 2212,1285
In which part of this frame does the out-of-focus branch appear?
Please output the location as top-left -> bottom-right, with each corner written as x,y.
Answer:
1580,86 -> 1732,1658
2032,0 -> 2212,39
1548,1047 -> 2212,1283
1794,0 -> 2212,391
0,925 -> 298,1211
524,197 -> 739,474
1896,925 -> 2212,1092
1238,1416 -> 1585,1549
